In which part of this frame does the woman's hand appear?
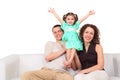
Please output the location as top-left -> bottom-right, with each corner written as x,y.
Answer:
78,70 -> 88,74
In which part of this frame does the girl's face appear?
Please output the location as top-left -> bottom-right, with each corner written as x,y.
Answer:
65,15 -> 75,25
83,27 -> 94,43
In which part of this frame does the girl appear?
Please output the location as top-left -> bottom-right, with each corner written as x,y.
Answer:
48,8 -> 95,70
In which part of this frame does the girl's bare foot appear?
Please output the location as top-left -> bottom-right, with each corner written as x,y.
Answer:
63,61 -> 71,68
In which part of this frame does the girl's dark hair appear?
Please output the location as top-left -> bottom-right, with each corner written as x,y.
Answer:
63,12 -> 78,24
79,24 -> 100,44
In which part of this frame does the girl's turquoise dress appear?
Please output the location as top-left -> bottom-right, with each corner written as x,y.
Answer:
61,21 -> 83,51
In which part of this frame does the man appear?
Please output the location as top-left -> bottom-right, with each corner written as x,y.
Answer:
22,24 -> 73,80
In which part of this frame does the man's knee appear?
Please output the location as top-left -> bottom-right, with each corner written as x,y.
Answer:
56,72 -> 73,80
65,74 -> 73,80
22,71 -> 32,80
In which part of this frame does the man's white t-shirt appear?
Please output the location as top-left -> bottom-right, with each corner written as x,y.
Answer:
43,41 -> 67,71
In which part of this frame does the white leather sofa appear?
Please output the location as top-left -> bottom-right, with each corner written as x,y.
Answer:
0,53 -> 120,80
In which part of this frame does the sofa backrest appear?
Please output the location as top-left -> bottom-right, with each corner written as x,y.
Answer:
18,53 -> 120,77
19,54 -> 44,76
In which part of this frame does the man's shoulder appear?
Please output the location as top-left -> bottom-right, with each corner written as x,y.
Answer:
46,41 -> 55,44
45,41 -> 56,46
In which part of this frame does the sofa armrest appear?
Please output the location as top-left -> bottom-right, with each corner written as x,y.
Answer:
0,54 -> 20,80
113,54 -> 120,77
104,54 -> 115,76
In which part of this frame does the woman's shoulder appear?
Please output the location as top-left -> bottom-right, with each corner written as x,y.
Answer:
96,44 -> 102,48
95,44 -> 103,52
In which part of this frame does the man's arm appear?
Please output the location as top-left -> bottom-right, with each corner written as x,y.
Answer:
45,49 -> 65,62
44,41 -> 65,62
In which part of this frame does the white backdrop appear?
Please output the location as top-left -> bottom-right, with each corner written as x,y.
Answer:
0,0 -> 120,59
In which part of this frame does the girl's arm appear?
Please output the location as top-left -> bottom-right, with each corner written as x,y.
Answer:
78,44 -> 104,74
79,10 -> 95,23
48,8 -> 62,24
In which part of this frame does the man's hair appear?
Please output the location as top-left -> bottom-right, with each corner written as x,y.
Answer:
52,24 -> 63,32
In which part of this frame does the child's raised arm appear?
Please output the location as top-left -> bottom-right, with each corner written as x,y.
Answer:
48,8 -> 62,24
79,10 -> 95,23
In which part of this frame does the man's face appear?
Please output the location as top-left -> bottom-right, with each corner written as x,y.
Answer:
52,27 -> 63,41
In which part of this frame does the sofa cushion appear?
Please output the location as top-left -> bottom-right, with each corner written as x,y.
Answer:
104,54 -> 114,76
110,76 -> 120,80
11,77 -> 20,80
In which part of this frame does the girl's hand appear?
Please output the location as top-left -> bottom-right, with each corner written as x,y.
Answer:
63,61 -> 71,68
89,10 -> 95,15
48,8 -> 55,13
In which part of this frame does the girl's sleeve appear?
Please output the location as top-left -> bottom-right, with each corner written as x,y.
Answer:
75,21 -> 80,29
61,21 -> 66,30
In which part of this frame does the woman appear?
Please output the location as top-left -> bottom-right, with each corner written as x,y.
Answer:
74,24 -> 109,80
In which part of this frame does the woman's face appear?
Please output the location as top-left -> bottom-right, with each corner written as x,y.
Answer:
83,27 -> 94,43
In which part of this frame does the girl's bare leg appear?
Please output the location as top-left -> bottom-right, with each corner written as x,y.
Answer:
71,50 -> 82,70
64,48 -> 76,69
71,59 -> 77,70
64,49 -> 71,68
74,52 -> 81,70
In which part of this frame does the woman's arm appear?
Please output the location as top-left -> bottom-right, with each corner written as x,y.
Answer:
48,8 -> 63,24
78,44 -> 104,74
79,10 -> 95,23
